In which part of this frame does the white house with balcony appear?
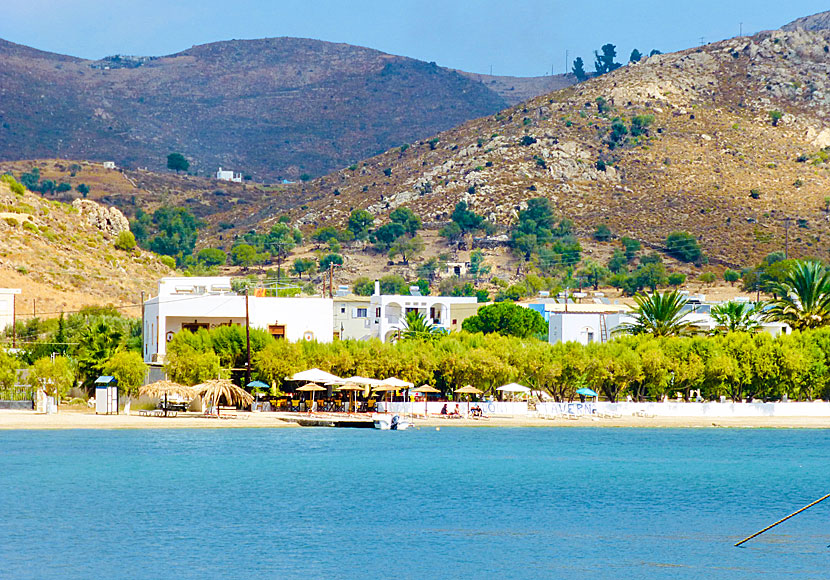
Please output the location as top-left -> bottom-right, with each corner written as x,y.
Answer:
216,167 -> 243,183
142,277 -> 332,363
366,281 -> 479,342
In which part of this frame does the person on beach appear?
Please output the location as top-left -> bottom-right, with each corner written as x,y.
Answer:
440,404 -> 448,415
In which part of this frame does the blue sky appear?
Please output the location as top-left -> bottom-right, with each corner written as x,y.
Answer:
1,1 -> 827,76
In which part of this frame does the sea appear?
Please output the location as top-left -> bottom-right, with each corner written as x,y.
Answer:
1,427 -> 828,579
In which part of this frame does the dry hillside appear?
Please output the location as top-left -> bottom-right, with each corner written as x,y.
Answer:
0,178 -> 172,317
215,26 -> 830,271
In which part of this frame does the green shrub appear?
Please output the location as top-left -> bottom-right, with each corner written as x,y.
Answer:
114,231 -> 137,251
593,224 -> 612,242
159,255 -> 176,269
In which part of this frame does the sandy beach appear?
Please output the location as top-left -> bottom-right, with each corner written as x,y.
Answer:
3,407 -> 830,429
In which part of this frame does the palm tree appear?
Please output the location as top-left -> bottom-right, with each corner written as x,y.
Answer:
615,290 -> 692,337
710,301 -> 761,334
399,311 -> 441,341
764,260 -> 830,330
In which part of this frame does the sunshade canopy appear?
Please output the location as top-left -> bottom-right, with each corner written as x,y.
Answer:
379,377 -> 414,388
336,383 -> 365,392
497,383 -> 531,393
576,387 -> 599,397
372,384 -> 402,392
247,380 -> 270,389
287,368 -> 343,383
455,385 -> 483,395
413,384 -> 441,394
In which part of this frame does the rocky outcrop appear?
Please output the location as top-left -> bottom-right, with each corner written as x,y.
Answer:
782,11 -> 830,32
71,199 -> 130,236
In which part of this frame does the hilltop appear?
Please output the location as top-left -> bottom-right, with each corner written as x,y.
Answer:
782,10 -> 830,31
0,176 -> 172,317
217,25 -> 830,272
0,37 -> 577,182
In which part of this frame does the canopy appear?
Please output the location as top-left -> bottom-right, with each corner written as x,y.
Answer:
372,384 -> 402,393
287,368 -> 342,384
379,377 -> 414,388
194,379 -> 253,412
576,387 -> 599,397
455,385 -> 483,395
413,384 -> 441,394
497,383 -> 531,393
247,380 -> 270,389
333,375 -> 381,386
296,383 -> 327,392
139,380 -> 196,400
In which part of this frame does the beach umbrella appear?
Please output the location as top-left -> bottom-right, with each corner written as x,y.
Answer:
296,382 -> 327,411
247,380 -> 270,390
194,379 -> 254,416
414,384 -> 441,416
287,368 -> 343,384
372,384 -> 402,409
455,385 -> 483,417
336,382 -> 363,413
379,377 -> 414,388
576,387 -> 599,398
139,380 -> 196,417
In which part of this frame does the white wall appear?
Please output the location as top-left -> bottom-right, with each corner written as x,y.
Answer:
0,289 -> 20,333
380,401 -> 529,416
538,401 -> 830,418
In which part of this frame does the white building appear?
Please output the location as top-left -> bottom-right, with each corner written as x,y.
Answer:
102,161 -> 116,170
0,288 -> 21,333
333,296 -> 373,341
545,303 -> 630,345
367,281 -> 479,342
216,167 -> 243,183
143,277 -> 332,363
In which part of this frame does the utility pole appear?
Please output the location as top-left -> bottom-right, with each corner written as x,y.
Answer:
11,293 -> 15,349
245,288 -> 251,386
739,22 -> 743,36
783,217 -> 793,259
565,49 -> 569,74
33,298 -> 36,319
699,36 -> 705,46
329,262 -> 334,298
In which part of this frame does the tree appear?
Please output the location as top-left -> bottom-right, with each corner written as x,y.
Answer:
389,207 -> 422,236
388,235 -> 424,265
353,277 -> 375,296
629,49 -> 643,62
608,249 -> 627,273
103,350 -> 146,396
615,290 -> 692,337
266,223 -> 303,277
76,183 -> 90,197
197,248 -> 227,266
417,256 -> 445,283
724,269 -> 740,286
77,319 -> 124,386
450,201 -> 485,233
167,152 -> 189,173
699,272 -> 717,285
572,57 -> 588,82
164,346 -> 220,386
399,311 -> 441,341
578,260 -> 610,290
668,272 -> 686,287
347,209 -> 374,240
468,250 -> 490,281
231,244 -> 258,268
291,257 -> 317,279
462,302 -> 546,339
372,223 -> 406,251
665,231 -> 703,263
594,44 -> 621,75
711,302 -> 761,334
439,221 -> 463,242
27,356 -> 75,399
114,231 -> 136,251
380,274 -> 410,295
319,253 -> 344,271
764,261 -> 830,330
769,110 -> 783,127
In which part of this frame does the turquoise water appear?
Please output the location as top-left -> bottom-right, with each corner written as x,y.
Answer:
1,428 -> 829,579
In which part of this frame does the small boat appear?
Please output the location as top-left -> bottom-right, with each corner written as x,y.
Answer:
372,414 -> 413,430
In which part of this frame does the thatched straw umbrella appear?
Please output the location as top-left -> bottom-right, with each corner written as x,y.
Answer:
194,379 -> 253,416
138,381 -> 197,417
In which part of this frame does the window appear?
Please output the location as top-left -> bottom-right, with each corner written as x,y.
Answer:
340,307 -> 346,314
375,307 -> 381,318
587,332 -> 595,343
356,308 -> 368,318
269,324 -> 286,339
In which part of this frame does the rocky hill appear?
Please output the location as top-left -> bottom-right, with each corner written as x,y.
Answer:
0,37 -> 579,182
217,25 -> 830,270
782,10 -> 830,31
0,177 -> 172,317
